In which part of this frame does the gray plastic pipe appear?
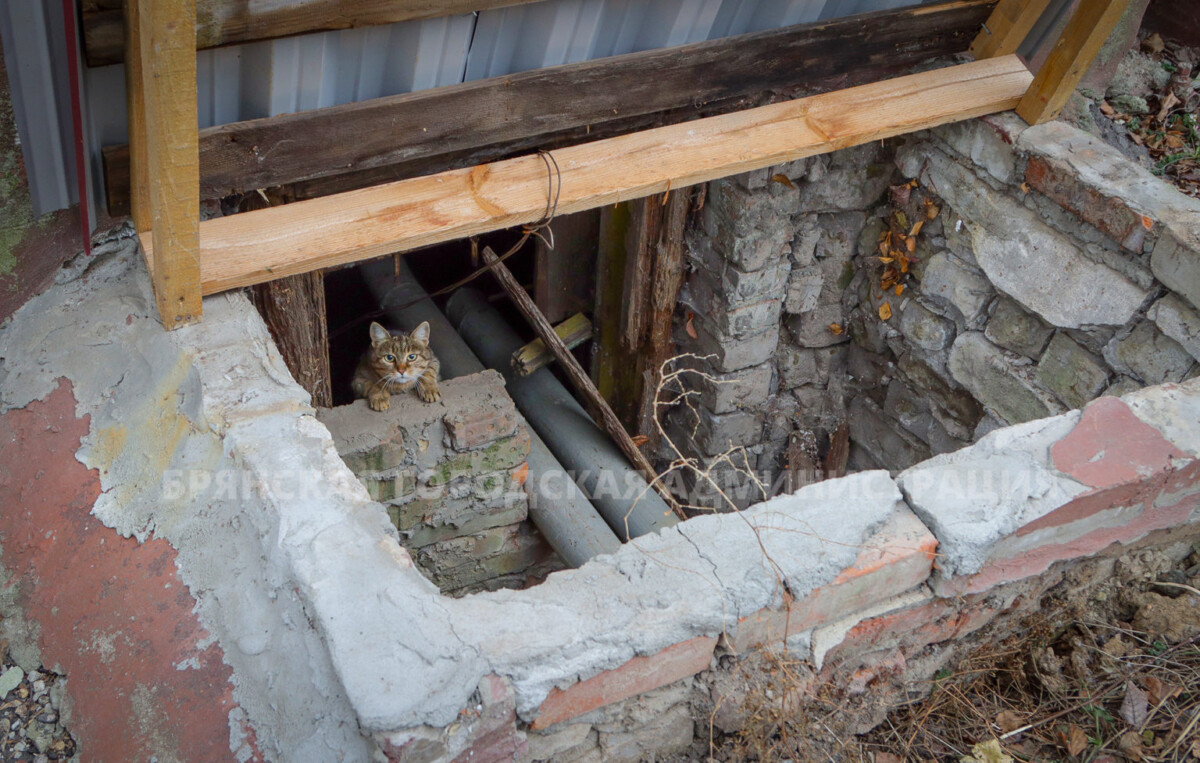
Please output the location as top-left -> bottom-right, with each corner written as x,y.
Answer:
446,287 -> 679,540
360,258 -> 621,565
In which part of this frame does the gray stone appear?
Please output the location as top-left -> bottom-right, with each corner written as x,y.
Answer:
897,412 -> 1086,578
926,418 -> 968,456
677,315 -> 780,373
785,265 -> 825,314
985,296 -> 1054,358
1103,321 -> 1196,386
848,396 -> 931,473
932,113 -> 1027,185
1105,49 -> 1172,100
899,300 -> 955,352
1104,375 -> 1144,398
948,332 -> 1066,425
597,704 -> 694,762
687,235 -> 792,307
692,407 -> 765,456
694,362 -> 773,414
895,353 -> 984,435
942,209 -> 978,268
785,305 -> 849,348
1152,231 -> 1200,313
919,150 -> 1147,328
883,379 -> 934,443
681,275 -> 782,338
1109,94 -> 1150,114
791,215 -> 821,267
795,145 -> 895,212
1148,294 -> 1200,362
919,252 -> 994,326
700,179 -> 794,271
0,667 -> 23,699
778,345 -> 843,388
526,724 -> 595,763
1035,332 -> 1110,409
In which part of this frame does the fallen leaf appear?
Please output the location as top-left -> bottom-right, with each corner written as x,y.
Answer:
1190,738 -> 1200,758
905,236 -> 916,253
1158,91 -> 1181,123
895,210 -> 910,230
685,312 -> 698,339
879,240 -> 890,256
996,710 -> 1023,733
894,284 -> 905,296
1100,100 -> 1116,116
878,256 -> 895,263
1058,724 -> 1088,757
1117,730 -> 1144,761
875,753 -> 903,763
1020,182 -> 1031,194
1165,132 -> 1186,149
890,183 -> 913,206
909,219 -> 925,238
1142,32 -> 1164,56
1144,676 -> 1181,706
631,435 -> 649,446
772,173 -> 796,189
961,739 -> 1013,763
924,198 -> 940,219
1120,683 -> 1150,728
879,302 -> 892,321
829,323 -> 844,335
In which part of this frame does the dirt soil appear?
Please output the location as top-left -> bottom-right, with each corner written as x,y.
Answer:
1065,32 -> 1200,198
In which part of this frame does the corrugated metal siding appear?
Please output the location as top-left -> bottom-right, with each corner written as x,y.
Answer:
14,0 -> 1073,216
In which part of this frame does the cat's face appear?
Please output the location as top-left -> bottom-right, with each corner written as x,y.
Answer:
367,321 -> 433,384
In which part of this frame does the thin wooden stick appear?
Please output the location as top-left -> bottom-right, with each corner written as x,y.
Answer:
481,246 -> 686,519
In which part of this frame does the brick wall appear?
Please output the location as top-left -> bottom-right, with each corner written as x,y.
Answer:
669,114 -> 1200,492
318,370 -> 562,595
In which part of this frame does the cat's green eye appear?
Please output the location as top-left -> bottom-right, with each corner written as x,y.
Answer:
383,354 -> 395,362
407,353 -> 418,361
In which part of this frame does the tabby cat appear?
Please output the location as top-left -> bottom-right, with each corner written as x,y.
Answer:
352,321 -> 441,411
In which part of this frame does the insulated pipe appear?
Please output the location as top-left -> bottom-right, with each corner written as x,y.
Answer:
360,258 -> 621,565
446,288 -> 679,540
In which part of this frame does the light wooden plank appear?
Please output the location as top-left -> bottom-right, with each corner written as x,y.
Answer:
969,0 -> 1054,59
1016,0 -> 1131,124
85,0 -> 542,66
141,55 -> 1033,296
512,313 -> 593,377
102,0 -> 997,215
139,0 -> 202,327
123,0 -> 149,235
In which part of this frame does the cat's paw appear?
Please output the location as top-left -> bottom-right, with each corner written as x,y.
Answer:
368,392 -> 391,411
417,383 -> 441,403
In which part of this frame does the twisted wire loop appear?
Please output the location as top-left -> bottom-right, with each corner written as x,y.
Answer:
330,149 -> 564,338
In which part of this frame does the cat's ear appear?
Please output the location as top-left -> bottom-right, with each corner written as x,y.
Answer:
369,322 -> 390,346
410,321 -> 431,345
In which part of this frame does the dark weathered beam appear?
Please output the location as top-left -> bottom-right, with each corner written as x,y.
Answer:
102,0 -> 996,216
84,0 -> 541,67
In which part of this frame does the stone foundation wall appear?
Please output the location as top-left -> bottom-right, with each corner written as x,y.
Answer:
671,114 -> 1200,495
319,372 -> 562,596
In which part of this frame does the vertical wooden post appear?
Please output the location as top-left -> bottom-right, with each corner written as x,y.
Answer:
969,0 -> 1055,59
123,0 -> 150,235
251,273 -> 333,407
1016,0 -> 1131,124
534,210 -> 599,324
593,201 -> 641,427
131,0 -> 202,327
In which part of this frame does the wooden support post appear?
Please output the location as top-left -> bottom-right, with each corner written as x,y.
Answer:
251,273 -> 333,408
534,211 -> 599,324
592,202 -> 641,429
123,0 -> 149,235
133,0 -> 202,327
481,246 -> 685,518
1016,0 -> 1131,124
969,0 -> 1054,59
512,313 -> 593,377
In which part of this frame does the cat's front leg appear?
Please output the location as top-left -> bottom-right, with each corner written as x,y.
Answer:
416,367 -> 441,403
367,380 -> 392,411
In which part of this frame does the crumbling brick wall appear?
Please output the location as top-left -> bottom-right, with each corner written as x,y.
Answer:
319,370 -> 562,595
671,115 -> 1200,496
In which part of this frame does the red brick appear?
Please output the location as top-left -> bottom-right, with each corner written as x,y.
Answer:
1025,155 -> 1150,251
530,636 -> 717,730
444,400 -> 519,451
0,381 -> 260,763
1050,396 -> 1187,493
730,508 -> 936,652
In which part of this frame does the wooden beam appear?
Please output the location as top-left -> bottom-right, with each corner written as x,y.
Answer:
1016,0 -> 1130,124
251,272 -> 332,407
123,0 -> 149,234
84,0 -> 541,66
480,247 -> 684,518
512,313 -> 593,377
136,0 -> 202,327
534,211 -> 599,324
969,0 -> 1055,59
102,0 -> 997,215
141,55 -> 1034,296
